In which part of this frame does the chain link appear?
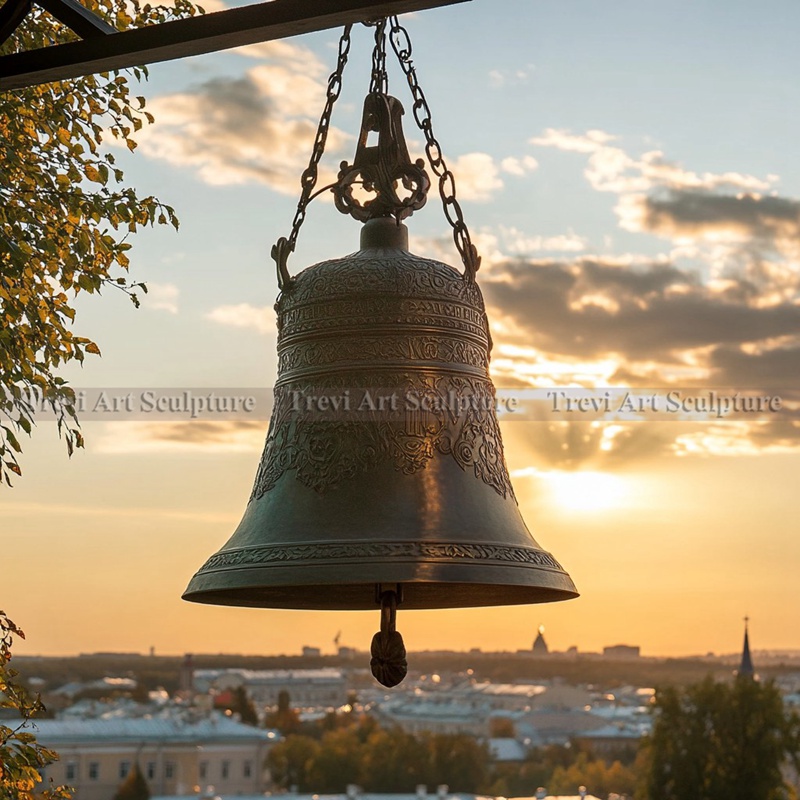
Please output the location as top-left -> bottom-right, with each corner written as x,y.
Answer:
388,16 -> 481,283
275,19 -> 481,288
368,17 -> 388,95
272,24 -> 353,291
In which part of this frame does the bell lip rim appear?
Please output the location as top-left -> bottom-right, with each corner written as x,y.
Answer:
181,585 -> 580,611
182,560 -> 579,610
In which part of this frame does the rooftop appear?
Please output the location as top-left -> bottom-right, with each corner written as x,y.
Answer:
26,715 -> 280,745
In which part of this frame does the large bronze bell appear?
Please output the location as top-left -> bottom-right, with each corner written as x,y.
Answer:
183,34 -> 577,685
183,216 -> 577,610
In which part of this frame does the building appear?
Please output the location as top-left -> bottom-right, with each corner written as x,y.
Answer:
602,645 -> 640,659
372,697 -> 488,736
532,626 -> 549,656
194,668 -> 347,709
149,792 -> 596,800
738,617 -> 755,678
573,722 -> 647,756
35,715 -> 279,800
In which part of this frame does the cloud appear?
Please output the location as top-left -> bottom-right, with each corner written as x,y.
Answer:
707,344 -> 800,388
530,128 -> 616,154
136,44 -> 348,193
450,128 -> 800,463
488,64 -> 535,88
531,128 -> 773,195
95,421 -> 264,454
530,126 -> 798,296
501,155 -> 539,176
498,225 -> 586,255
207,303 -> 276,335
450,153 -> 504,202
483,257 -> 800,364
623,189 -> 800,252
480,253 -> 800,464
142,282 -> 179,314
672,421 -> 800,457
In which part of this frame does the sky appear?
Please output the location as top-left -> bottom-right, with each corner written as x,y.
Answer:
4,0 -> 800,659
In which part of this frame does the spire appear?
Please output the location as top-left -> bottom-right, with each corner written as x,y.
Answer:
738,616 -> 754,678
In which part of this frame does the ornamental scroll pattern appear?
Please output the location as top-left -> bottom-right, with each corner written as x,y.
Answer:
250,373 -> 515,501
199,540 -> 566,574
278,334 -> 488,375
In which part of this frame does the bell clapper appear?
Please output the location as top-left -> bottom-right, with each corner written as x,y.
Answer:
370,584 -> 408,688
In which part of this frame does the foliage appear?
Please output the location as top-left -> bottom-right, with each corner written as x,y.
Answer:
359,727 -> 430,792
265,689 -> 301,734
489,716 -> 516,738
0,612 -> 72,800
486,743 -> 577,797
111,762 -> 150,800
640,676 -> 800,800
225,685 -> 259,727
305,726 -> 365,793
0,0 -> 200,484
266,720 -> 490,794
266,734 -> 321,791
549,751 -> 638,797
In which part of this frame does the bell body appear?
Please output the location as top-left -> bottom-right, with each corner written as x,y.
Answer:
183,218 -> 578,610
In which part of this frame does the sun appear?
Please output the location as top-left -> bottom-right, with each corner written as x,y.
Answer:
517,469 -> 629,513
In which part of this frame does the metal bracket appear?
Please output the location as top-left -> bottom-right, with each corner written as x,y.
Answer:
333,92 -> 429,223
0,0 -> 115,48
0,0 -> 469,91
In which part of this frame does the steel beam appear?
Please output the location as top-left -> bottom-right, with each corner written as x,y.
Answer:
0,0 -> 468,90
0,0 -> 32,46
36,0 -> 117,39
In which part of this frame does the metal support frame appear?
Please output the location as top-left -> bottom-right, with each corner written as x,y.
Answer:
0,0 -> 467,90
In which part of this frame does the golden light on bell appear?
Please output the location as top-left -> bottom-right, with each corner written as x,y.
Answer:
183,18 -> 577,687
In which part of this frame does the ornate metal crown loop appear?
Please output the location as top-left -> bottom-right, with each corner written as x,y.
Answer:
332,92 -> 430,223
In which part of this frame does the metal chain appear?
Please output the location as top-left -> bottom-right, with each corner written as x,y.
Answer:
388,15 -> 481,283
368,17 -> 388,95
272,24 -> 353,291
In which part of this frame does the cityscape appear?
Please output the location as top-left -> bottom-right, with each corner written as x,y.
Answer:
5,620 -> 800,800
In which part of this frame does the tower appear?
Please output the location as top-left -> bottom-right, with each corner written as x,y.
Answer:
737,617 -> 754,679
533,624 -> 549,656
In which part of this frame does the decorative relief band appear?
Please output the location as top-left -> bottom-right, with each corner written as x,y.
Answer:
278,335 -> 489,374
280,298 -> 488,342
250,374 -> 514,499
198,541 -> 566,574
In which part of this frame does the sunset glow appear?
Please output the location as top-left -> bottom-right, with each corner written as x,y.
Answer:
3,1 -> 799,660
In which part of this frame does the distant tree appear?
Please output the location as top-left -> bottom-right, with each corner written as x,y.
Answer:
0,612 -> 72,799
361,727 -> 431,792
488,744 -> 583,798
112,762 -> 150,800
265,690 -> 300,734
424,732 -> 490,792
266,735 -> 320,791
130,681 -> 151,704
0,0 -> 198,484
640,676 -> 800,800
489,716 -> 516,738
305,726 -> 364,792
227,685 -> 258,726
549,752 -> 637,797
